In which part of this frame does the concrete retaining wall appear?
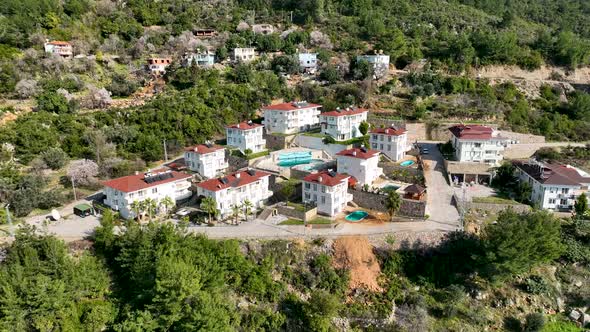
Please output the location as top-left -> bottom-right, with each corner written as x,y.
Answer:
349,189 -> 426,218
276,204 -> 317,221
294,135 -> 351,157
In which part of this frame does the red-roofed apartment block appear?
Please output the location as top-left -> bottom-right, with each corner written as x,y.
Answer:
184,143 -> 228,179
336,147 -> 383,185
513,160 -> 590,211
449,124 -> 509,165
226,121 -> 266,154
320,107 -> 368,141
263,101 -> 322,135
103,169 -> 192,219
44,40 -> 73,58
302,171 -> 352,216
196,169 -> 273,218
369,125 -> 409,161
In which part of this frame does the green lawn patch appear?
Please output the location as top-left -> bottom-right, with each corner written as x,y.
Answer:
279,217 -> 333,225
286,202 -> 305,212
473,196 -> 520,205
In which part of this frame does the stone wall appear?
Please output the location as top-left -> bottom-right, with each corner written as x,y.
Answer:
349,189 -> 426,219
265,134 -> 289,150
227,155 -> 249,172
276,204 -> 317,221
453,193 -> 531,214
462,201 -> 532,214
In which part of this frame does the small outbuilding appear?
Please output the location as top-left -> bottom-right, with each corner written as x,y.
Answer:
403,184 -> 426,200
74,203 -> 94,218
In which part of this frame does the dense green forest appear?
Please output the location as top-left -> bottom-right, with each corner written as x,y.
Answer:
0,208 -> 587,330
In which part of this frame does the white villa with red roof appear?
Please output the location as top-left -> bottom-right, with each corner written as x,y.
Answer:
449,124 -> 509,165
263,101 -> 321,134
302,171 -> 353,216
513,160 -> 590,211
226,121 -> 266,154
184,143 -> 228,179
336,147 -> 382,185
44,40 -> 73,58
320,107 -> 368,141
369,125 -> 408,161
102,169 -> 192,219
196,169 -> 272,218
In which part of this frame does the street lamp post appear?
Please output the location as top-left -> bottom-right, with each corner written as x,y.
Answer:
5,204 -> 13,237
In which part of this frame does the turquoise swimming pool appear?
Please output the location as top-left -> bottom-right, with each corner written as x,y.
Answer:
345,210 -> 369,222
400,160 -> 415,167
278,151 -> 313,167
382,185 -> 400,192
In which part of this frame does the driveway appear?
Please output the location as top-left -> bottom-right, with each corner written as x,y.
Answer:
417,142 -> 461,227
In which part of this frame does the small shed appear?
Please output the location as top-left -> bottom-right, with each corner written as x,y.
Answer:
74,204 -> 94,218
404,184 -> 426,200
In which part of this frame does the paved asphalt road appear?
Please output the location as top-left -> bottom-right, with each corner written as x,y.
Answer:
419,142 -> 461,226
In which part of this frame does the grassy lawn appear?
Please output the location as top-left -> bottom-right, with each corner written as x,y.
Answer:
279,217 -> 333,225
542,315 -> 583,332
472,196 -> 521,205
286,202 -> 305,212
302,131 -> 326,138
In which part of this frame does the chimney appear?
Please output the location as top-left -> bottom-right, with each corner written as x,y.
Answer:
236,173 -> 241,179
352,150 -> 357,156
318,175 -> 323,183
135,171 -> 139,175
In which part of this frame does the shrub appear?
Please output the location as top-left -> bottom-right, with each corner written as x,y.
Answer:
523,275 -> 550,295
41,147 -> 68,170
524,313 -> 545,332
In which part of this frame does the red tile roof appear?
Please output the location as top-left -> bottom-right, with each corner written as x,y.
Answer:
196,170 -> 270,192
303,171 -> 350,187
262,101 -> 321,111
321,108 -> 368,117
336,147 -> 379,160
47,41 -> 71,46
184,144 -> 224,154
103,169 -> 191,193
226,121 -> 263,130
371,126 -> 406,136
448,124 -> 493,140
513,160 -> 590,186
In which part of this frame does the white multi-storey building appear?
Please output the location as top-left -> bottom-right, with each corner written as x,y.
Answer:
263,101 -> 322,135
196,169 -> 273,218
302,171 -> 352,216
513,160 -> 590,211
103,169 -> 192,219
232,48 -> 256,62
449,124 -> 509,165
298,53 -> 318,74
226,121 -> 266,154
44,40 -> 73,58
184,144 -> 228,179
369,126 -> 409,161
336,147 -> 382,186
183,51 -> 215,67
320,107 -> 368,141
357,52 -> 390,78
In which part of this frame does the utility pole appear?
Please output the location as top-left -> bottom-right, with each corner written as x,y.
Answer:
163,139 -> 168,162
5,204 -> 13,237
71,177 -> 77,201
460,185 -> 466,231
290,11 -> 293,23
